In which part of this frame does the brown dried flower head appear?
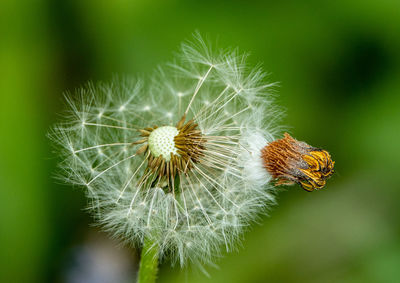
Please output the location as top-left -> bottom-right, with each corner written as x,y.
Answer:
261,133 -> 334,191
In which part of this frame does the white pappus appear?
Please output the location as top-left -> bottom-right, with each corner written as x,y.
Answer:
50,35 -> 280,267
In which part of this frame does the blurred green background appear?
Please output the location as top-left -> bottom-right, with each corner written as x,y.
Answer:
1,0 -> 400,282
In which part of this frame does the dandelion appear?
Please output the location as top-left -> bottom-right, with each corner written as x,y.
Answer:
51,35 -> 278,280
50,35 -> 334,282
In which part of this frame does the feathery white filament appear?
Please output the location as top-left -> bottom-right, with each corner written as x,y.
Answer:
240,131 -> 273,187
50,34 -> 279,267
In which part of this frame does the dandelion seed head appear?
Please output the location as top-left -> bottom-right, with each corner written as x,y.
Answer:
50,34 -> 278,266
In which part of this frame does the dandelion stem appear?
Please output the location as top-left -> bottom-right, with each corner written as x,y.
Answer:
137,237 -> 159,283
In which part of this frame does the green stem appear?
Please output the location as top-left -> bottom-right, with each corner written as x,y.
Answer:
137,237 -> 159,283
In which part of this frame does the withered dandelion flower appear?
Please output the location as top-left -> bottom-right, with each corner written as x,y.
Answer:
242,131 -> 334,192
261,133 -> 334,191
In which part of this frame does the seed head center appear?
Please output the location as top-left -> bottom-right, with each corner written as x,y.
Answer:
134,116 -> 206,192
148,126 -> 179,161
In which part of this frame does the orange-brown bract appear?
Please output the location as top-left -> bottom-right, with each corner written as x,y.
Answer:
133,114 -> 206,192
261,133 -> 334,191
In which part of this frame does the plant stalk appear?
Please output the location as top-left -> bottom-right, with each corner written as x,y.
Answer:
137,237 -> 159,283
